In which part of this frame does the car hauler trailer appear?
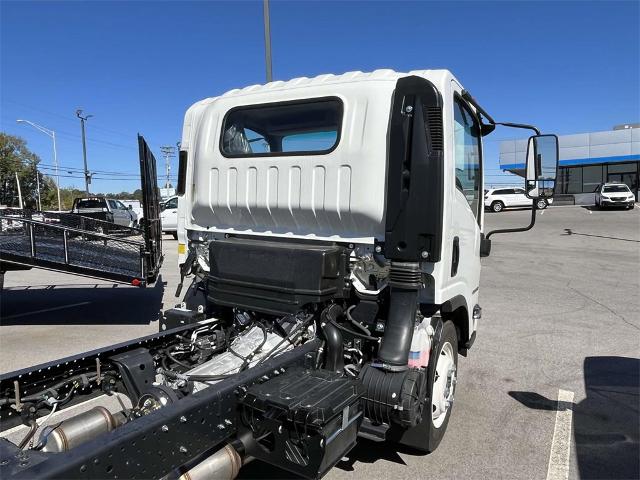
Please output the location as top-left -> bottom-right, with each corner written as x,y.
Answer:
0,136 -> 163,287
0,70 -> 558,479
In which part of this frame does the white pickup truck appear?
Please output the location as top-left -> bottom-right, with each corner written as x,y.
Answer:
71,196 -> 139,228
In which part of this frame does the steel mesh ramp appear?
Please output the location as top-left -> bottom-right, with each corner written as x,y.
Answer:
0,210 -> 148,285
0,135 -> 162,286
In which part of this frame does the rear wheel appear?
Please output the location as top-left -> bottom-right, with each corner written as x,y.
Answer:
491,201 -> 504,213
395,320 -> 458,452
428,321 -> 458,446
536,199 -> 547,210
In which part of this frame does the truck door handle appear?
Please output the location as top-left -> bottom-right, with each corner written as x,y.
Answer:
451,237 -> 460,277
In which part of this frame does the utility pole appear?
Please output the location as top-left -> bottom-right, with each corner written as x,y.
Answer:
159,146 -> 176,189
33,157 -> 41,210
15,172 -> 23,209
76,109 -> 93,195
263,0 -> 273,82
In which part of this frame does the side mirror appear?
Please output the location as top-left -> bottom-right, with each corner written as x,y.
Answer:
525,134 -> 559,199
128,205 -> 132,210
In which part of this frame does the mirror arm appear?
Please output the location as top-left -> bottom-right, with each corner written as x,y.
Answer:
486,203 -> 537,240
493,122 -> 541,136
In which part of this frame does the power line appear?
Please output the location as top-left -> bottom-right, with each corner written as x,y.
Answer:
3,100 -> 162,144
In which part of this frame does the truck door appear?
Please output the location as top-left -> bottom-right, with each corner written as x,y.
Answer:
450,81 -> 482,319
108,200 -> 126,225
138,135 -> 163,283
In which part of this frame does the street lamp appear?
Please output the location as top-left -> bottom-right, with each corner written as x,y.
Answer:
16,119 -> 61,211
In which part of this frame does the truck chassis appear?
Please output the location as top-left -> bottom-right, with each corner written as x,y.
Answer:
0,323 -> 322,479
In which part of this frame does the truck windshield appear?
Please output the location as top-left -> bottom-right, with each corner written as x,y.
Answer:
221,98 -> 342,157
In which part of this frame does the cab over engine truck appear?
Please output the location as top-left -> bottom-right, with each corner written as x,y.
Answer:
0,70 -> 558,480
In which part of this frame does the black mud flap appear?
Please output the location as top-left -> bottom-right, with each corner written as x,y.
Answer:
138,135 -> 163,283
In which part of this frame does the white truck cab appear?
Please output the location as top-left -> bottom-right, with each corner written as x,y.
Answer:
0,71 -> 559,479
173,69 -> 558,452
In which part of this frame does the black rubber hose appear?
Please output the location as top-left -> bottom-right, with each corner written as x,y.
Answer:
320,304 -> 344,373
17,420 -> 37,450
166,347 -> 193,369
329,319 -> 378,341
346,305 -> 372,336
377,287 -> 419,368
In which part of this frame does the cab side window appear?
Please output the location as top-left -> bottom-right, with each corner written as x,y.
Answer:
453,97 -> 482,219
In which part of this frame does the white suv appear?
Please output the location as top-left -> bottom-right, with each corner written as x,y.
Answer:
595,183 -> 636,209
484,187 -> 548,213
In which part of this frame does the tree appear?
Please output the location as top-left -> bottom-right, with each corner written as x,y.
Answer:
0,132 -> 54,209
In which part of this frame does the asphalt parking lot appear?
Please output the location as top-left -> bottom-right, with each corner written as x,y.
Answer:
1,206 -> 639,480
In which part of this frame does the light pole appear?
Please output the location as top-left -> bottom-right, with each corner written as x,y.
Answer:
76,109 -> 93,195
16,119 -> 61,211
263,0 -> 273,82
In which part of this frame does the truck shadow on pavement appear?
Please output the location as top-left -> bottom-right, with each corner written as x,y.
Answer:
0,275 -> 165,326
509,356 -> 639,480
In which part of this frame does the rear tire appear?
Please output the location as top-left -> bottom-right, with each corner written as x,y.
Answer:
536,199 -> 547,210
491,201 -> 504,213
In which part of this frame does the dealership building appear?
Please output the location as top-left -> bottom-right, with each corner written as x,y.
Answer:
500,124 -> 639,203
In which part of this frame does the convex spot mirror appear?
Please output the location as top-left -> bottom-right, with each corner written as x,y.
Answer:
525,134 -> 559,199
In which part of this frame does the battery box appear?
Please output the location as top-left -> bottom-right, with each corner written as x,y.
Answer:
207,237 -> 348,315
240,367 -> 363,479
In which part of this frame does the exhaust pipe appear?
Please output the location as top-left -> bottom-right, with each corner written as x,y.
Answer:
179,444 -> 244,480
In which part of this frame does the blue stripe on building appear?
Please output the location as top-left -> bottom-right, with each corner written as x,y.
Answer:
501,154 -> 640,171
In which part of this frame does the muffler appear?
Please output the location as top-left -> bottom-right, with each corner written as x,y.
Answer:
179,444 -> 244,480
41,406 -> 123,452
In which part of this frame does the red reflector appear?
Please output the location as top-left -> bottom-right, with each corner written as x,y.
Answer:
131,278 -> 142,287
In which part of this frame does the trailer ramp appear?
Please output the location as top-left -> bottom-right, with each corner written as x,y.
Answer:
0,136 -> 163,286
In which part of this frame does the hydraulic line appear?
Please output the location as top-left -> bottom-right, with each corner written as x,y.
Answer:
346,305 -> 372,336
256,315 -> 314,366
328,319 -> 378,341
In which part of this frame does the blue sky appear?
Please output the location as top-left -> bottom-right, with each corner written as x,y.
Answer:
1,0 -> 638,193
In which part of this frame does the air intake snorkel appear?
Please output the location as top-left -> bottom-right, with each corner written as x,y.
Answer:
376,262 -> 421,370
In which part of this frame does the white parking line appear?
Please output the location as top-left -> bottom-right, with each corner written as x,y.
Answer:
546,389 -> 575,480
3,302 -> 90,320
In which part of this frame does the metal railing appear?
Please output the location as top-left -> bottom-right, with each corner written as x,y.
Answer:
0,210 -> 147,283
